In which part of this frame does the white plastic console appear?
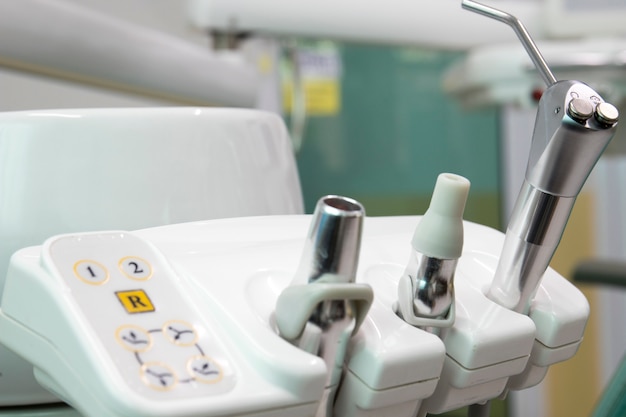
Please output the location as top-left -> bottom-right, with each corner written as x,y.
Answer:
0,215 -> 588,417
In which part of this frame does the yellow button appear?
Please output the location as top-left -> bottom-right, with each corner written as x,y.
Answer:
115,290 -> 155,314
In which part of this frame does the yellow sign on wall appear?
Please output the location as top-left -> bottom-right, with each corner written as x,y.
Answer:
282,79 -> 341,116
282,43 -> 342,116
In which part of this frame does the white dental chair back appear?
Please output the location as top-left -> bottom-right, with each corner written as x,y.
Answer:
0,107 -> 303,406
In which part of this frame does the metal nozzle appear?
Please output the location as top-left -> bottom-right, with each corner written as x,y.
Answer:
293,195 -> 364,285
405,254 -> 459,319
489,81 -> 618,313
396,174 -> 470,329
526,82 -> 619,198
461,0 -> 619,314
461,0 -> 557,87
294,195 -> 365,417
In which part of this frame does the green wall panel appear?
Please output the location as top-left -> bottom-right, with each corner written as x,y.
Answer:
295,44 -> 502,229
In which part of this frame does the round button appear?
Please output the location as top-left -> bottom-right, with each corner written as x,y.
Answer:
140,362 -> 177,390
162,320 -> 198,347
115,325 -> 153,353
73,260 -> 109,285
567,98 -> 593,124
119,256 -> 153,281
187,355 -> 223,384
595,102 -> 619,126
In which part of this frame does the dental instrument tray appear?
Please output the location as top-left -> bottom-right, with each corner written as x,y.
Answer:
0,213 -> 588,417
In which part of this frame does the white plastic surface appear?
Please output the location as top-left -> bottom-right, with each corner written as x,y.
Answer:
444,38 -> 626,108
0,231 -> 325,417
0,1 -> 259,107
186,0 -> 542,50
0,107 -> 303,407
544,0 -> 626,38
43,233 -> 238,399
0,215 -> 589,417
412,173 -> 470,259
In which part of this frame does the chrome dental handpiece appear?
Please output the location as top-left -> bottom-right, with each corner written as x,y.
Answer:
297,197 -> 364,417
275,196 -> 373,417
463,0 -> 619,314
395,173 -> 470,332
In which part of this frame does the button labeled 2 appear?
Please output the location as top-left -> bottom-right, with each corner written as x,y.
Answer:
119,256 -> 153,281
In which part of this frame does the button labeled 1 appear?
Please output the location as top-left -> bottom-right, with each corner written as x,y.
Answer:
73,260 -> 109,285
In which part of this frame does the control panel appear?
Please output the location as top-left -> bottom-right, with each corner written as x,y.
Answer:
44,233 -> 235,397
0,214 -> 589,417
0,229 -> 326,417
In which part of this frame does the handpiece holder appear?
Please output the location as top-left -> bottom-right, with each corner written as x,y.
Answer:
276,196 -> 374,340
275,281 -> 373,342
463,0 -> 619,313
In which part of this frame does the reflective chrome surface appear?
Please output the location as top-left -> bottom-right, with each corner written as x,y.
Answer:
490,81 -> 618,313
310,298 -> 356,417
464,0 -> 619,315
526,81 -> 618,197
462,0 -> 557,87
406,252 -> 457,319
395,173 -> 469,330
294,195 -> 364,417
488,183 -> 576,312
294,196 -> 364,285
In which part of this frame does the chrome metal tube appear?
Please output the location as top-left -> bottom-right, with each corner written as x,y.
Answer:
408,252 -> 457,319
460,0 -> 618,414
489,80 -> 617,313
309,298 -> 356,417
464,0 -> 618,317
395,173 -> 469,330
488,182 -> 576,312
461,0 -> 557,87
294,196 -> 364,285
294,195 -> 364,417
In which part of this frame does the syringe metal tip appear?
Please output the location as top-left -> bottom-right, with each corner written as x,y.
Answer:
461,0 -> 557,87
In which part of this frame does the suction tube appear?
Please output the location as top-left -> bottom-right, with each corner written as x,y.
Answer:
275,196 -> 373,417
395,173 -> 470,330
293,196 -> 364,285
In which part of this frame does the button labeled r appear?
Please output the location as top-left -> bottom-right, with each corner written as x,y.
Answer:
115,290 -> 155,314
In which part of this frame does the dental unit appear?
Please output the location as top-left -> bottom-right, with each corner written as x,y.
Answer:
0,2 -> 620,417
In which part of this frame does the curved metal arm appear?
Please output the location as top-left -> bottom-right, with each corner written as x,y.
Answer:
462,0 -> 557,87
